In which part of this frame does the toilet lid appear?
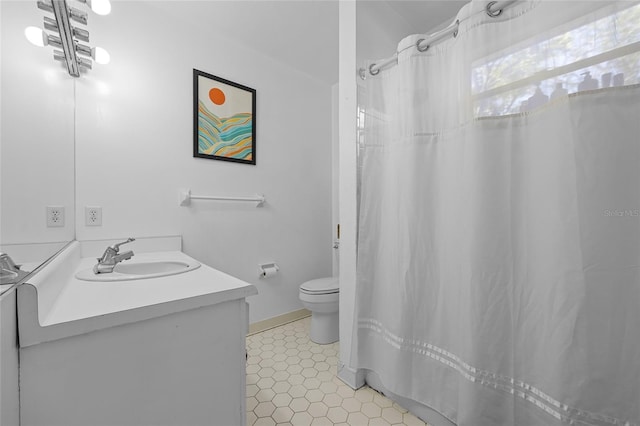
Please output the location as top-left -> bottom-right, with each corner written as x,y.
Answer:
300,277 -> 339,295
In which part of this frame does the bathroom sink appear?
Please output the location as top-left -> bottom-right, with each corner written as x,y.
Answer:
75,260 -> 201,282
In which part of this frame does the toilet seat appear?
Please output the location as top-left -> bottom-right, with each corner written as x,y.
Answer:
300,277 -> 339,295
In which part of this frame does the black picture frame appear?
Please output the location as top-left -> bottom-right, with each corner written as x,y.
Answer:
193,69 -> 256,165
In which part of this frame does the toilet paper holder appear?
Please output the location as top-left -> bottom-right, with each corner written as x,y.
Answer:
258,262 -> 279,278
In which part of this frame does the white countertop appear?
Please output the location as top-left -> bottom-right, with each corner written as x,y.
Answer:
17,239 -> 257,347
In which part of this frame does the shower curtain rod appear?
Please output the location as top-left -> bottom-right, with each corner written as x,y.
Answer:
359,0 -> 519,79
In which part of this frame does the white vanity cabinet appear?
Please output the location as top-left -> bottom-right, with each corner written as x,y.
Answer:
17,238 -> 256,426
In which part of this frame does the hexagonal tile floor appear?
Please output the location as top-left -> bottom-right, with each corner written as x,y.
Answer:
246,317 -> 428,426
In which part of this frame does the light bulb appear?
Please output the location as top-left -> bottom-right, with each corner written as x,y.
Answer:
25,27 -> 46,47
92,46 -> 110,65
89,0 -> 111,15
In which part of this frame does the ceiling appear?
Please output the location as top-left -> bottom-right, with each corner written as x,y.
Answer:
151,1 -> 468,85
386,1 -> 468,34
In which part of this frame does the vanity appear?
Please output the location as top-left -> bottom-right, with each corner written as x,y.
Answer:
17,236 -> 257,426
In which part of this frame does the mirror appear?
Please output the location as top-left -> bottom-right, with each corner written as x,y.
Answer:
0,1 -> 75,294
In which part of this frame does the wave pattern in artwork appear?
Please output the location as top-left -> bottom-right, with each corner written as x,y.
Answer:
198,100 -> 253,160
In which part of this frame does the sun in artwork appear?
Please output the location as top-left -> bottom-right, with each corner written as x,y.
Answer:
209,88 -> 226,105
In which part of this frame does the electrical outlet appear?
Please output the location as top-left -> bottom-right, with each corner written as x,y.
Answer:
46,206 -> 65,227
85,206 -> 102,226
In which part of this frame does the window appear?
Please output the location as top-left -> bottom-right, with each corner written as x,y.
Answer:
472,2 -> 640,117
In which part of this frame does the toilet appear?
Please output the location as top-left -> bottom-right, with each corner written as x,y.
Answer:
299,277 -> 339,344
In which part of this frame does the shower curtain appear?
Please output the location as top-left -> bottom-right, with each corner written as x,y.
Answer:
355,1 -> 640,425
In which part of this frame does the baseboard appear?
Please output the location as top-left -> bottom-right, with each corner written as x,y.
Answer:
337,363 -> 366,390
248,309 -> 311,335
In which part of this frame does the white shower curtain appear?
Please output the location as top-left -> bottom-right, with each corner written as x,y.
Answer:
355,1 -> 640,425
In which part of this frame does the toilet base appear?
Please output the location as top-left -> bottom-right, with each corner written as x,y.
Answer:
309,311 -> 339,345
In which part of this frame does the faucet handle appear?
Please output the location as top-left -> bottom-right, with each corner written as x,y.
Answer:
0,253 -> 20,272
110,237 -> 135,252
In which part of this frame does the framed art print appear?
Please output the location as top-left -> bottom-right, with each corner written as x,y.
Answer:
193,69 -> 256,165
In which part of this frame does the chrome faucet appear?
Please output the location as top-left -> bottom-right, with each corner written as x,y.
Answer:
0,253 -> 29,285
93,238 -> 135,274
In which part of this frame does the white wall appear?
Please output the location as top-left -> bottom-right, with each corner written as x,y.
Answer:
74,1 -> 333,323
0,1 -> 75,251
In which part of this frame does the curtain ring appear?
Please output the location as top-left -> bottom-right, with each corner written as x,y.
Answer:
369,63 -> 380,76
486,1 -> 503,17
416,38 -> 429,52
453,20 -> 460,38
358,68 -> 367,80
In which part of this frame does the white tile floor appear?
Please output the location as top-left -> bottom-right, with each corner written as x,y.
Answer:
246,317 -> 428,426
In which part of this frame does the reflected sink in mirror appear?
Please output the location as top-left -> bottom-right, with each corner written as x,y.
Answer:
75,260 -> 201,282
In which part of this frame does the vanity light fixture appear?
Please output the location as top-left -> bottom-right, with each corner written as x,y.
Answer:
25,0 -> 110,77
75,0 -> 111,16
92,46 -> 110,64
24,26 -> 47,47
